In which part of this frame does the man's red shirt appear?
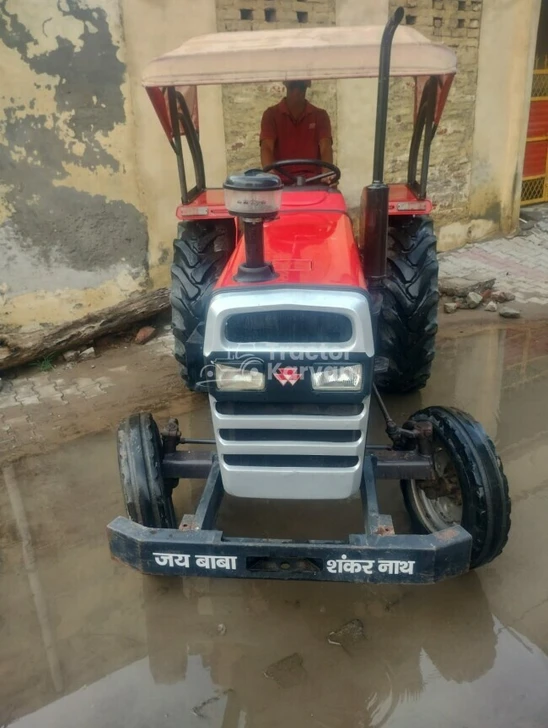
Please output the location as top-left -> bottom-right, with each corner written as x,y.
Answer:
260,99 -> 332,179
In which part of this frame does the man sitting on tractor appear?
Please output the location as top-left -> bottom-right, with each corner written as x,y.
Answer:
260,80 -> 334,183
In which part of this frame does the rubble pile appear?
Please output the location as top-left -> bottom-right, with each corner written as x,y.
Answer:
439,274 -> 519,318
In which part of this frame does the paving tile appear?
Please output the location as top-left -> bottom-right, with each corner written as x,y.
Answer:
440,224 -> 548,305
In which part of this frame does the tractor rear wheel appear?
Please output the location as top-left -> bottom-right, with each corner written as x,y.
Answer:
171,220 -> 234,389
376,216 -> 438,394
401,407 -> 511,569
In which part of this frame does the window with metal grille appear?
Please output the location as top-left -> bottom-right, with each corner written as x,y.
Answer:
532,72 -> 548,97
522,177 -> 546,203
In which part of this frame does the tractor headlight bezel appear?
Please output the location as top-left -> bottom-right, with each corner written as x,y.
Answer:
215,361 -> 266,392
310,364 -> 363,392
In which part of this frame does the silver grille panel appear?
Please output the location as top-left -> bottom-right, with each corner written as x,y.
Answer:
205,288 -> 373,499
204,289 -> 374,357
211,394 -> 369,499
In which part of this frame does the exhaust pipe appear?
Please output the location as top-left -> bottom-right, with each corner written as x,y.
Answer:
363,7 -> 404,287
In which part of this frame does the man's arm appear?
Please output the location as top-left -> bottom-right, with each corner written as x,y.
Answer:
317,110 -> 334,179
260,138 -> 276,169
260,108 -> 277,169
319,137 -> 333,166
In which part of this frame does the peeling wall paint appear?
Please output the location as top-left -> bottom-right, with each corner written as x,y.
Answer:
120,0 -> 223,290
0,0 -> 223,325
0,0 -> 147,325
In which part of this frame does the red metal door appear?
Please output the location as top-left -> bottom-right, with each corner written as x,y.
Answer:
522,69 -> 548,205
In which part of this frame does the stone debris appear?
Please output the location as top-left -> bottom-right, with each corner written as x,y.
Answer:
439,273 -> 518,316
492,290 -> 516,303
466,291 -> 483,309
135,326 -> 156,345
217,623 -> 227,636
499,307 -> 521,319
327,618 -> 365,648
439,274 -> 496,298
62,350 -> 79,363
520,207 -> 543,223
264,652 -> 306,687
79,347 -> 96,361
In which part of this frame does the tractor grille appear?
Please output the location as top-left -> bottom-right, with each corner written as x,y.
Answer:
224,455 -> 359,468
212,394 -> 369,498
216,402 -> 363,417
224,310 -> 352,343
204,287 -> 374,498
219,428 -> 361,442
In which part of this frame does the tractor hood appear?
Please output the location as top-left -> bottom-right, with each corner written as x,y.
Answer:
215,208 -> 366,290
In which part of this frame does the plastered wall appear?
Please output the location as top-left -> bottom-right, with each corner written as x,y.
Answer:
0,0 -> 220,327
0,0 -> 541,327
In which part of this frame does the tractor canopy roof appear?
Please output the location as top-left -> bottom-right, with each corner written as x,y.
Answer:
142,25 -> 456,87
144,25 -> 456,142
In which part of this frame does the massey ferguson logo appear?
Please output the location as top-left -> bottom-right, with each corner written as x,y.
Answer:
273,366 -> 302,386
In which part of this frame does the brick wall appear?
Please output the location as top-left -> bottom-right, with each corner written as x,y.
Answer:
215,0 -> 483,228
216,0 -> 337,173
386,0 -> 483,227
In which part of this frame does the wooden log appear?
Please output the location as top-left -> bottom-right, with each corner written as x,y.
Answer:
0,288 -> 170,372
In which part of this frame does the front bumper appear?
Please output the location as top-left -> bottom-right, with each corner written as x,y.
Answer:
108,455 -> 472,585
108,517 -> 471,584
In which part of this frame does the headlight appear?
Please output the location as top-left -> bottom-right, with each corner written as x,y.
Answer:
215,361 -> 265,391
311,364 -> 363,392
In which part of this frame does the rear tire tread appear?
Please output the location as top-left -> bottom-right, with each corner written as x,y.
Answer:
171,220 -> 234,388
376,216 -> 439,394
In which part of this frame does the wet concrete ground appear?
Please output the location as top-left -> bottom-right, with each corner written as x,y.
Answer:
2,322 -> 548,727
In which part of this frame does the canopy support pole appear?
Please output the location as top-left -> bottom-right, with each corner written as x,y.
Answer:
167,87 -> 189,204
407,77 -> 438,199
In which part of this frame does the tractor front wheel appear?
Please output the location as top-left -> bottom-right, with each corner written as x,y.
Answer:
171,220 -> 234,389
401,406 -> 511,569
376,216 -> 438,394
117,412 -> 177,529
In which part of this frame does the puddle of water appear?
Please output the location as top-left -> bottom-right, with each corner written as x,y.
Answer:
2,322 -> 548,727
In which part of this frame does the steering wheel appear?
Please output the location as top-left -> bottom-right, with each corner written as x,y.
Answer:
263,159 -> 341,186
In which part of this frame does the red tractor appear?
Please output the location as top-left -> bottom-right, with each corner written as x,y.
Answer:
108,9 -> 510,584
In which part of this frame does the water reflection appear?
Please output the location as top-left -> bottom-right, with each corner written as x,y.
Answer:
2,322 -> 548,727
